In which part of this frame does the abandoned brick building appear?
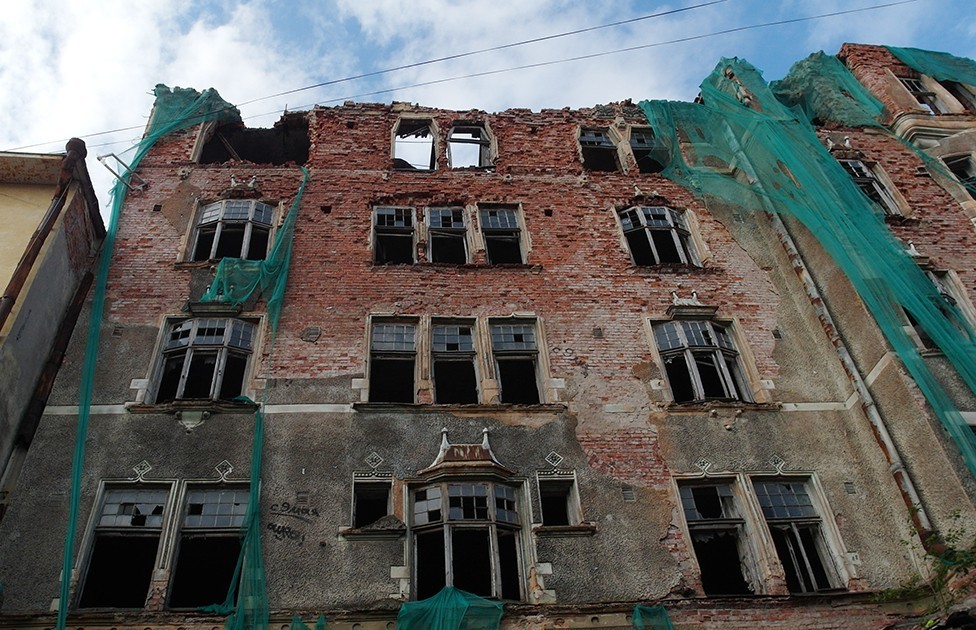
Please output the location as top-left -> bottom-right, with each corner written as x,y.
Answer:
1,43 -> 976,629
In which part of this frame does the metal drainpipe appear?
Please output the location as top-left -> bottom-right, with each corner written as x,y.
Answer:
769,212 -> 944,555
0,138 -> 88,333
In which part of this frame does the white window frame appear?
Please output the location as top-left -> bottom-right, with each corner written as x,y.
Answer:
652,319 -> 752,404
489,318 -> 543,404
190,199 -> 276,261
617,206 -> 699,266
150,318 -> 257,403
410,480 -> 524,601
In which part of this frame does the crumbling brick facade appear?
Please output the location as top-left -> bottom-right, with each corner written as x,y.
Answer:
2,43 -> 976,629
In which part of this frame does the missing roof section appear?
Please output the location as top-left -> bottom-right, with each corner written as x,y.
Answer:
394,118 -> 436,171
199,111 -> 309,166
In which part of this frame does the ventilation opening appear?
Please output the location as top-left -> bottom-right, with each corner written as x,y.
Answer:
369,358 -> 415,403
690,529 -> 753,595
354,483 -> 391,527
199,114 -> 309,165
497,358 -> 539,404
484,232 -> 523,264
394,119 -> 435,171
169,535 -> 242,608
539,480 -> 572,526
416,529 -> 446,599
433,360 -> 478,404
79,534 -> 159,608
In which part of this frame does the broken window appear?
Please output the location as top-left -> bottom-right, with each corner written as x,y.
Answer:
412,482 -> 522,600
448,123 -> 493,168
153,318 -> 255,403
373,206 -> 416,264
394,119 -> 436,171
538,475 -> 581,526
898,77 -> 950,114
191,199 -> 274,261
940,81 -> 976,112
618,206 -> 697,265
431,322 -> 479,404
679,482 -> 754,596
369,321 -> 416,403
353,481 -> 392,528
78,488 -> 168,608
427,207 -> 468,264
479,205 -> 524,264
943,155 -> 976,199
630,127 -> 667,173
837,160 -> 902,216
653,320 -> 751,403
169,488 -> 247,608
579,128 -> 620,172
490,320 -> 541,404
753,480 -> 840,593
199,115 -> 309,165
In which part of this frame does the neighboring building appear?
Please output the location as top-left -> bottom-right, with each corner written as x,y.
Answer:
1,46 -> 976,629
0,140 -> 103,518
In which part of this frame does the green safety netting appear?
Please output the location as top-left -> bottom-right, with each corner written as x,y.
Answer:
396,587 -> 503,630
632,605 -> 675,630
57,85 -> 285,630
200,166 -> 309,331
886,46 -> 976,87
771,51 -> 885,127
290,613 -> 328,630
639,57 -> 976,482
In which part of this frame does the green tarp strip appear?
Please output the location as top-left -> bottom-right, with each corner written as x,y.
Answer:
633,604 -> 675,630
887,46 -> 976,86
396,586 -> 503,630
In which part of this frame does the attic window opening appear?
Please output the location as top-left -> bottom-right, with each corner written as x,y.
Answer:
449,124 -> 493,169
394,119 -> 436,171
630,127 -> 667,173
199,117 -> 309,165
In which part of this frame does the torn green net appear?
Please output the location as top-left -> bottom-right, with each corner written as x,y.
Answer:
290,613 -> 328,630
396,586 -> 503,630
200,166 -> 310,332
632,605 -> 674,630
639,57 -> 976,480
57,85 -> 256,630
886,46 -> 976,87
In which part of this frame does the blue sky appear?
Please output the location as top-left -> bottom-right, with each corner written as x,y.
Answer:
2,0 -> 974,212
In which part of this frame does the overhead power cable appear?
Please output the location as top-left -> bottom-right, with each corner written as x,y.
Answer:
8,0 -> 920,153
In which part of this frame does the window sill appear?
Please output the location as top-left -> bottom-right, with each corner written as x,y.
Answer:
664,400 -> 782,413
339,517 -> 406,540
353,402 -> 567,413
883,214 -> 919,225
173,260 -> 216,270
629,263 -> 716,274
533,522 -> 597,537
127,399 -> 260,415
371,262 -> 542,271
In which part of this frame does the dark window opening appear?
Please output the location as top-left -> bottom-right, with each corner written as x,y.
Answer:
451,529 -> 493,597
433,361 -> 478,404
654,320 -> 750,403
394,119 -> 436,171
941,81 -> 976,113
579,128 -> 620,172
905,309 -> 938,350
769,525 -> 833,594
898,77 -> 949,114
153,319 -> 255,403
374,207 -> 415,264
497,358 -> 540,404
191,200 -> 275,262
169,535 -> 241,608
618,206 -> 696,266
690,529 -> 753,595
944,155 -> 976,200
539,480 -> 573,526
480,206 -> 524,264
630,128 -> 667,173
497,529 -> 521,600
354,483 -> 391,527
428,207 -> 467,264
199,115 -> 309,165
369,358 -> 415,402
416,529 -> 446,599
449,124 -> 492,168
837,160 -> 900,215
79,535 -> 159,608
369,322 -> 417,403
663,354 -> 695,403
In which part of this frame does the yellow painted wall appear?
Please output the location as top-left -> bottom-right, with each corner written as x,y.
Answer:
0,183 -> 55,289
